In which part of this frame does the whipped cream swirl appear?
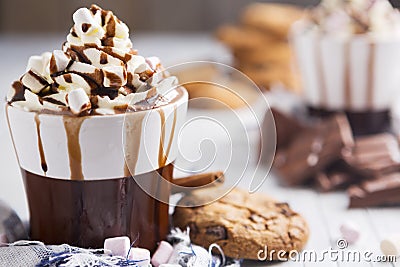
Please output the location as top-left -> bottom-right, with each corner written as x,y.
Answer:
7,5 -> 178,115
308,0 -> 400,37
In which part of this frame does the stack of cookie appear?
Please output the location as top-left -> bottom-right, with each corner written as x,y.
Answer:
216,3 -> 305,91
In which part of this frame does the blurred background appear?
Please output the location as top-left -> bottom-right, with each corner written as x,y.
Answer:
1,0 -> 399,33
0,0 -> 322,33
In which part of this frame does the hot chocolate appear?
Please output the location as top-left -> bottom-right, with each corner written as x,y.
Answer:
6,5 -> 188,250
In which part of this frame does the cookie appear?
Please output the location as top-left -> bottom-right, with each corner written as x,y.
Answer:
173,188 -> 309,260
233,43 -> 292,65
238,63 -> 300,91
241,3 -> 305,40
216,25 -> 281,50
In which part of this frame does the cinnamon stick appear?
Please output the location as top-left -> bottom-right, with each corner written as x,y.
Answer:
171,171 -> 225,188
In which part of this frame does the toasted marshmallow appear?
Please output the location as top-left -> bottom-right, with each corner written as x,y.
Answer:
21,70 -> 49,94
67,88 -> 91,114
103,66 -> 127,87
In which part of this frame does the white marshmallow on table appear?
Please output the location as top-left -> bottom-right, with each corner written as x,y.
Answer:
151,241 -> 174,267
340,221 -> 360,244
103,236 -> 131,258
128,247 -> 150,266
21,69 -> 48,94
67,88 -> 91,114
381,236 -> 400,256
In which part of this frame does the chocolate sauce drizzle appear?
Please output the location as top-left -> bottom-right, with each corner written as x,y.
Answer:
123,112 -> 146,177
367,42 -> 375,108
63,116 -> 86,180
158,106 -> 177,168
34,114 -> 48,174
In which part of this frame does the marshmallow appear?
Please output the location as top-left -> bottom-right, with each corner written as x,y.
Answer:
381,236 -> 400,256
128,247 -> 151,266
50,50 -> 71,74
53,72 -> 92,93
127,55 -> 147,74
67,88 -> 91,114
146,56 -> 161,71
73,7 -> 105,39
21,70 -> 48,93
43,92 -> 68,106
83,48 -> 123,69
151,241 -> 174,267
12,90 -> 43,112
103,65 -> 127,87
68,61 -> 103,86
340,222 -> 360,244
103,236 -> 131,258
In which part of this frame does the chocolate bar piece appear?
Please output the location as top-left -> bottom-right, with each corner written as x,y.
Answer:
271,108 -> 305,150
348,173 -> 400,208
314,160 -> 362,192
274,114 -> 354,185
344,133 -> 400,177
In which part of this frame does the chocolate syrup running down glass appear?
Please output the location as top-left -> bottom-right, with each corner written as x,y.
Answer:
22,163 -> 173,251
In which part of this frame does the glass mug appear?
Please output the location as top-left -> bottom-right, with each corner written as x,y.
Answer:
6,87 -> 188,251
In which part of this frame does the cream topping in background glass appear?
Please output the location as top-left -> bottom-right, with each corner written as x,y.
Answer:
6,4 -> 178,115
307,0 -> 400,38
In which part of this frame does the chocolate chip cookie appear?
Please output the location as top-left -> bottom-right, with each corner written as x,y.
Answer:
173,188 -> 309,260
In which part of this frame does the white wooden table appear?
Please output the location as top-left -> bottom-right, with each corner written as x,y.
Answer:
0,33 -> 399,267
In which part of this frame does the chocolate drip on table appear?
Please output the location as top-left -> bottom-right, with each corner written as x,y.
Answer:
34,114 -> 48,174
63,116 -> 86,180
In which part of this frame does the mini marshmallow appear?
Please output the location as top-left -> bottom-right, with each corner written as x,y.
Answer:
68,61 -> 103,86
128,247 -> 150,266
146,56 -> 161,71
340,222 -> 360,244
53,72 -> 92,93
50,50 -> 71,74
73,7 -> 105,38
26,55 -> 44,73
21,70 -> 48,93
43,92 -> 68,106
104,236 -> 131,258
83,48 -> 123,69
67,88 -> 91,114
12,90 -> 43,112
381,236 -> 400,256
103,65 -> 127,87
127,55 -> 147,74
151,241 -> 174,267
